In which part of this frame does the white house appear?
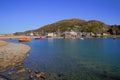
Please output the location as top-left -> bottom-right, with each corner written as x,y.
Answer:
63,30 -> 77,38
70,30 -> 77,36
47,33 -> 56,38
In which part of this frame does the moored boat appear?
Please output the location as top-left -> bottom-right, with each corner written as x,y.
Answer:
19,38 -> 31,42
112,36 -> 117,40
35,37 -> 45,40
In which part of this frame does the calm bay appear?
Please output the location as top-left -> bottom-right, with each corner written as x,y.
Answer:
6,38 -> 120,80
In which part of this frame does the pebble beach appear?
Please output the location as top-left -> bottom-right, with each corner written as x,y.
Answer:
0,40 -> 31,79
0,40 -> 31,69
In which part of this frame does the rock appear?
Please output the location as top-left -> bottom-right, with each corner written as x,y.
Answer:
11,62 -> 16,67
28,69 -> 32,73
35,71 -> 46,79
16,68 -> 26,74
29,74 -> 34,79
0,77 -> 4,80
40,72 -> 46,79
35,71 -> 41,78
58,73 -> 65,77
8,71 -> 13,75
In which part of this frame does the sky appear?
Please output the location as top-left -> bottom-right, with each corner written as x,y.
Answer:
0,0 -> 120,34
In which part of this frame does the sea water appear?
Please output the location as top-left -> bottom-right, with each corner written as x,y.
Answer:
6,38 -> 120,80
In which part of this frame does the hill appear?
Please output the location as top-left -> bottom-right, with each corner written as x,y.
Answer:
33,18 -> 86,32
14,18 -> 120,35
27,18 -> 108,33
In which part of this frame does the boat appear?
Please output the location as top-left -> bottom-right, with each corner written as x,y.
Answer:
113,37 -> 116,40
19,38 -> 31,42
112,36 -> 117,40
80,38 -> 84,40
35,37 -> 45,40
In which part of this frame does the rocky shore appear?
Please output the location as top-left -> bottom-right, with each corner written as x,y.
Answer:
0,40 -> 31,69
0,40 -> 46,80
0,40 -> 31,79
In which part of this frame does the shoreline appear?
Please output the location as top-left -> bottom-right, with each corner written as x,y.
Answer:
0,35 -> 120,41
0,40 -> 31,70
0,41 -> 9,47
0,35 -> 31,40
0,40 -> 46,80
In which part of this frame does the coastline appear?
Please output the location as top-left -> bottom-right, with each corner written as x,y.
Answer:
0,35 -> 120,40
0,41 -> 9,47
0,40 -> 31,70
0,40 -> 46,80
0,35 -> 30,40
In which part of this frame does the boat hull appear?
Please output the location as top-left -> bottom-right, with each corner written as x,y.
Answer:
19,38 -> 31,42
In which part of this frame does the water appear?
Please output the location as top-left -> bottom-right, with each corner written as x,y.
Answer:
5,38 -> 120,80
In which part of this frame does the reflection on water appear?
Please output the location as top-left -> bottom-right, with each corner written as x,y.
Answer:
6,38 -> 120,80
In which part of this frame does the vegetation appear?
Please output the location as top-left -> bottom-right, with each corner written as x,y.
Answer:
14,18 -> 120,36
82,20 -> 108,34
108,25 -> 120,35
33,18 -> 86,33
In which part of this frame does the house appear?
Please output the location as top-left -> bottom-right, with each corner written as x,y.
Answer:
47,33 -> 56,38
30,32 -> 34,36
63,30 -> 77,38
70,30 -> 77,36
103,33 -> 109,36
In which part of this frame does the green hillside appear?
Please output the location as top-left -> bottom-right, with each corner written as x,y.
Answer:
33,18 -> 109,34
14,18 -> 120,35
34,18 -> 86,32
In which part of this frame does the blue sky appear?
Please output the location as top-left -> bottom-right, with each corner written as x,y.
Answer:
0,0 -> 120,34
